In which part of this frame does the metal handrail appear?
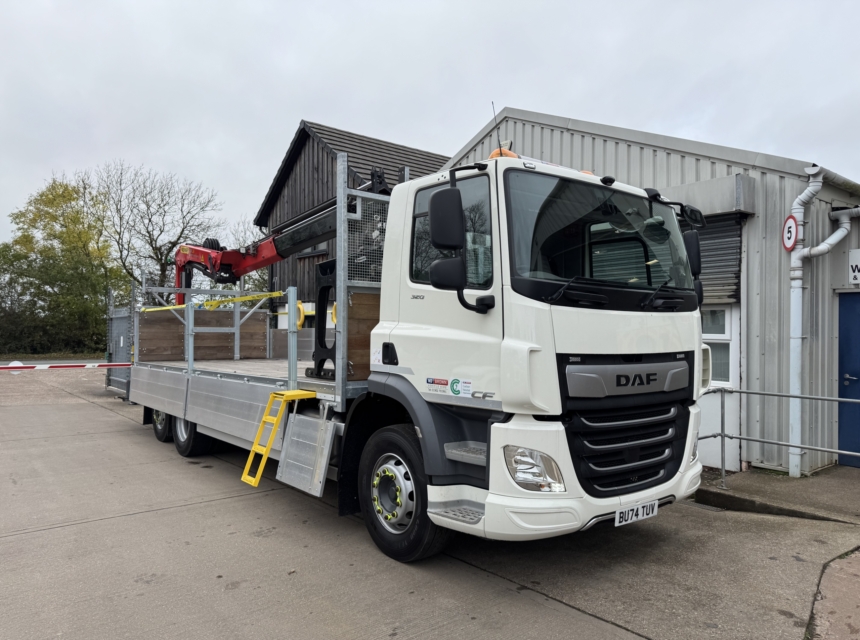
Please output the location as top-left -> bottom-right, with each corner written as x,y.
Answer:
724,387 -> 860,405
698,386 -> 860,489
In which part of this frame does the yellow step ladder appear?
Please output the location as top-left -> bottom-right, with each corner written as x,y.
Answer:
241,389 -> 317,487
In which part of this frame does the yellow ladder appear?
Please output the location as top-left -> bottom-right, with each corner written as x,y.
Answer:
241,389 -> 317,487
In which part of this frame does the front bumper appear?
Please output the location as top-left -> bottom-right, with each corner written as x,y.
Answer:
427,408 -> 702,541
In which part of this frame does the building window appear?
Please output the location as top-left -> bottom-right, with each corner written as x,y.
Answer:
702,305 -> 731,383
299,242 -> 328,256
702,308 -> 726,335
410,176 -> 492,289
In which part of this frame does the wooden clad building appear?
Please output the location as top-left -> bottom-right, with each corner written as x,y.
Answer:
253,121 -> 449,302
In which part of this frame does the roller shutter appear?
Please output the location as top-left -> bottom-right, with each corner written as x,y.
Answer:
682,213 -> 746,304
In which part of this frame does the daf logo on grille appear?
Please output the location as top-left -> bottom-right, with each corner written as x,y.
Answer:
616,373 -> 658,387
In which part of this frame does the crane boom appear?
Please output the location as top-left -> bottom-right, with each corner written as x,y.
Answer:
172,204 -> 338,303
173,238 -> 281,303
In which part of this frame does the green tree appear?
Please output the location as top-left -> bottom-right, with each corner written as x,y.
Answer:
1,164 -> 228,355
1,177 -> 127,353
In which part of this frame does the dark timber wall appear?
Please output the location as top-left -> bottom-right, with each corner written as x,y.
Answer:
254,121 -> 448,303
266,137 -> 362,302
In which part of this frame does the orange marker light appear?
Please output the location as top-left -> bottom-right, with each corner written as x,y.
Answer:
489,148 -> 518,159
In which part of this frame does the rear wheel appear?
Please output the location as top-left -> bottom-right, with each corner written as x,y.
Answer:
152,409 -> 173,442
173,417 -> 213,457
358,425 -> 453,562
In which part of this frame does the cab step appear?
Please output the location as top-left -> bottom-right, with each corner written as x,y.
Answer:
444,441 -> 487,466
428,500 -> 485,525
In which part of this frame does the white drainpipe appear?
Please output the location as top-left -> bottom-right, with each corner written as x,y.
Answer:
788,166 -> 860,477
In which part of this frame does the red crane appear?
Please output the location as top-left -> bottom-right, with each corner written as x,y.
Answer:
173,237 -> 283,304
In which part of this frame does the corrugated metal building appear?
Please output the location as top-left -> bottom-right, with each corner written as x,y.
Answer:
444,107 -> 860,474
254,121 -> 448,302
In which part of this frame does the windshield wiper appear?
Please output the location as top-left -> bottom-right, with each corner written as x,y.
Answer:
543,276 -> 609,305
543,276 -> 595,302
641,278 -> 684,310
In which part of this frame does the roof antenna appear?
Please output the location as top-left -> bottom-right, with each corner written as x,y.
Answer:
492,101 -> 504,154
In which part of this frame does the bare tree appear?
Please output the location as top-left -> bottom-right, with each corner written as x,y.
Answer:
94,161 -> 224,288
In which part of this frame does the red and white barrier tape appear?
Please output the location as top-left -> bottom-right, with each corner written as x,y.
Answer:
1,363 -> 132,371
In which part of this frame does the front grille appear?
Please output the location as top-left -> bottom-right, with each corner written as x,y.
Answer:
564,403 -> 689,498
582,407 -> 674,425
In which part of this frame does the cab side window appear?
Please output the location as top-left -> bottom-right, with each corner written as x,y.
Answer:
410,176 -> 492,289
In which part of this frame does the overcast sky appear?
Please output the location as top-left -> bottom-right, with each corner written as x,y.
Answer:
2,0 -> 858,242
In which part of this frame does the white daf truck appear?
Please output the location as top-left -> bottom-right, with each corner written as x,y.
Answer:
129,152 -> 709,562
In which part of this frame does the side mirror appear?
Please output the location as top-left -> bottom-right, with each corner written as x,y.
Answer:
429,188 -> 465,250
683,230 -> 702,278
682,204 -> 706,228
694,279 -> 704,307
429,257 -> 466,291
427,184 -> 494,315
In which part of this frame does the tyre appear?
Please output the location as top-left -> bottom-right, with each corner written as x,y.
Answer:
172,417 -> 213,457
152,409 -> 173,442
358,425 -> 453,562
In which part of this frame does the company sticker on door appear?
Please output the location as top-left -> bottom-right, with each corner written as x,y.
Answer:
426,377 -> 472,396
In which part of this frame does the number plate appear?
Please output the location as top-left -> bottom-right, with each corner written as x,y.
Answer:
614,500 -> 658,527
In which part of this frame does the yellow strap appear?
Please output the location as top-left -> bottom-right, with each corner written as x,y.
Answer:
141,291 -> 284,313
270,303 -> 306,328
201,291 -> 283,310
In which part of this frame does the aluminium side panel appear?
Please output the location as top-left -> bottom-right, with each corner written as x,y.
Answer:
185,376 -> 283,454
129,366 -> 188,417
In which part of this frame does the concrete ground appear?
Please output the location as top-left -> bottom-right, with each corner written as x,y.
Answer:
2,371 -> 860,640
697,465 -> 860,525
811,551 -> 860,640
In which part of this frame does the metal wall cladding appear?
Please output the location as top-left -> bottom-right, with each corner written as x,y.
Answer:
454,117 -> 785,191
727,177 -> 860,473
449,110 -> 860,473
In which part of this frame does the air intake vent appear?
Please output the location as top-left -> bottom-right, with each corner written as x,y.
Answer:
564,403 -> 689,498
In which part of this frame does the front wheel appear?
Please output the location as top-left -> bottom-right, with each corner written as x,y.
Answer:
358,425 -> 453,562
173,417 -> 212,457
152,409 -> 173,442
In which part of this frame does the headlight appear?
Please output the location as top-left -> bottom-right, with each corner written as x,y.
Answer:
503,446 -> 565,492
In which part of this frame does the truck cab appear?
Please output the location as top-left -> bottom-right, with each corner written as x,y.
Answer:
361,156 -> 705,555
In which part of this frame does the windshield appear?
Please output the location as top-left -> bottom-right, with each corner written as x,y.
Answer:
505,170 -> 694,291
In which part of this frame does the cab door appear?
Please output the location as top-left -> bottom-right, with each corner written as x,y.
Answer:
388,167 -> 503,409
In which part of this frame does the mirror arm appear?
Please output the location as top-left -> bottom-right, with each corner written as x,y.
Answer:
448,163 -> 487,187
457,290 -> 494,314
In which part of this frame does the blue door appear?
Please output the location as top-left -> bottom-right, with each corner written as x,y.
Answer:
838,293 -> 860,467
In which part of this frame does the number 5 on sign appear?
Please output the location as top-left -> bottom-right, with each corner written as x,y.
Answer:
783,215 -> 798,252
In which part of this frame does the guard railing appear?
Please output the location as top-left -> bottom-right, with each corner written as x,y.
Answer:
699,386 -> 860,489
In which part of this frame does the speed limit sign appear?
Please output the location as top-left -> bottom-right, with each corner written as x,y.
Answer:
783,215 -> 798,252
